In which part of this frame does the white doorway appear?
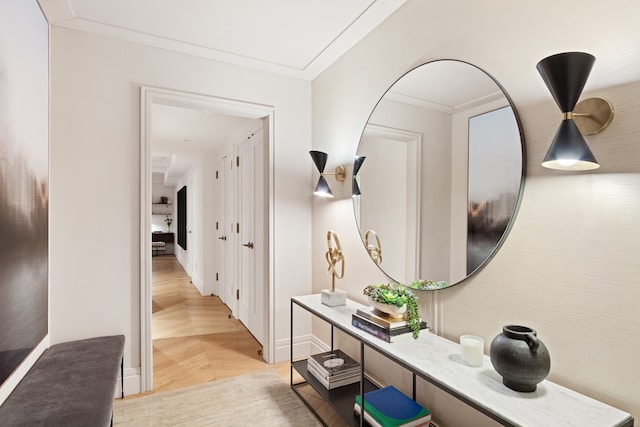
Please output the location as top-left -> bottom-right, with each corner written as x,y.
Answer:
140,86 -> 275,392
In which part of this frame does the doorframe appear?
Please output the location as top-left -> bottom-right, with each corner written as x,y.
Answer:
140,86 -> 275,392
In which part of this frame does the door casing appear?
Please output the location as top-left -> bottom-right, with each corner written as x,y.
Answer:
140,86 -> 275,392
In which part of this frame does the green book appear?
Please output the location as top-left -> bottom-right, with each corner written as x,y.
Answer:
354,386 -> 431,427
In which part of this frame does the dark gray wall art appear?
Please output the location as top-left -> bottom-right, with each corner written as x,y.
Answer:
0,1 -> 49,386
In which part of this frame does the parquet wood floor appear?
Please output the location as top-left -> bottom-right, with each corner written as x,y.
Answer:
150,255 -> 289,393
148,255 -> 346,425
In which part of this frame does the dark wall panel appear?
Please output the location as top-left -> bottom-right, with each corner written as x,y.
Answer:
177,186 -> 187,250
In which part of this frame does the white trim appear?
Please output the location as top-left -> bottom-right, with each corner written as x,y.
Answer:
140,89 -> 153,391
140,86 -> 276,392
0,337 -> 50,405
265,114 -> 276,365
278,333 -> 330,362
40,0 -> 408,81
119,367 -> 141,397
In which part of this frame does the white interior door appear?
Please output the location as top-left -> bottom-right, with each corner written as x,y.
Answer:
237,127 -> 266,345
223,155 -> 236,312
215,155 -> 227,298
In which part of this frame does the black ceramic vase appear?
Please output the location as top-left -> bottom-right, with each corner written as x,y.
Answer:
489,325 -> 550,392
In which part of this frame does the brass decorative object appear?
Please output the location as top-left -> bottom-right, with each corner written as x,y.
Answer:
321,230 -> 347,306
325,230 -> 344,291
365,230 -> 382,265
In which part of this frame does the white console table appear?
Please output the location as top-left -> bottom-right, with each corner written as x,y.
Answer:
290,294 -> 634,427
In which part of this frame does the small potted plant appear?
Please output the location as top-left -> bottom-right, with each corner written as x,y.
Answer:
164,216 -> 173,232
363,283 -> 421,339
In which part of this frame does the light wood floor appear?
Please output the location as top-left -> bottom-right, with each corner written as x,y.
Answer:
150,255 -> 289,393
148,255 -> 347,426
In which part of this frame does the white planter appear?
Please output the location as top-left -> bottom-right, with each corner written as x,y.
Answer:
368,296 -> 407,318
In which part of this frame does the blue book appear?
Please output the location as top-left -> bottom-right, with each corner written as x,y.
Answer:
354,386 -> 431,427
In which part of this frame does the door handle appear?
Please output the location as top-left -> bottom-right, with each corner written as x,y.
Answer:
218,236 -> 227,241
242,242 -> 254,249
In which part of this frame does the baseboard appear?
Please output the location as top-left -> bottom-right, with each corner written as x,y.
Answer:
119,367 -> 141,397
275,333 -> 330,363
190,273 -> 204,295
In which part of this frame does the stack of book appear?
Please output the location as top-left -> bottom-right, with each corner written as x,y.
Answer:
307,349 -> 361,390
354,385 -> 432,427
351,307 -> 428,343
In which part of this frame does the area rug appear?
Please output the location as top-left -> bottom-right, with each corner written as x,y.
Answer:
113,369 -> 322,426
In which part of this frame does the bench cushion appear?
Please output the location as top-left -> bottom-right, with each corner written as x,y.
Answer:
0,335 -> 125,427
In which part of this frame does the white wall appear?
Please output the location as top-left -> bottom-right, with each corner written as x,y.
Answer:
171,153 -> 218,296
49,25 -> 312,392
174,165 -> 197,284
311,0 -> 640,424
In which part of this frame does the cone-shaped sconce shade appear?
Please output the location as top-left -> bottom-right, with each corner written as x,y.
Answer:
352,180 -> 361,197
536,52 -> 595,112
309,150 -> 328,173
353,156 -> 365,176
352,156 -> 365,197
314,176 -> 334,198
542,119 -> 599,171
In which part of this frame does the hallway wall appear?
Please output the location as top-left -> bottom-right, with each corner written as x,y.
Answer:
49,25 -> 312,393
311,0 -> 640,423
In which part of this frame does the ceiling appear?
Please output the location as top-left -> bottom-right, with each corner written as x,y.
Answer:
37,0 -> 408,186
386,60 -> 505,113
38,0 -> 407,80
151,104 -> 262,185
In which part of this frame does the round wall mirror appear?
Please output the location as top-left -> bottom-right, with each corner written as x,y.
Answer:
353,60 -> 525,290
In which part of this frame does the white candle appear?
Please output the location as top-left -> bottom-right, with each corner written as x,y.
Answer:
460,335 -> 484,367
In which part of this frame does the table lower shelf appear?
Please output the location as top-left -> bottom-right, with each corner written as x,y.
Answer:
292,359 -> 379,426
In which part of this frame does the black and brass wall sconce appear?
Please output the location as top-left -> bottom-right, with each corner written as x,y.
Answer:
352,156 -> 366,197
309,150 -> 346,198
536,52 -> 615,171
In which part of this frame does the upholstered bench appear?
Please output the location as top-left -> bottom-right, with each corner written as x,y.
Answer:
0,335 -> 125,427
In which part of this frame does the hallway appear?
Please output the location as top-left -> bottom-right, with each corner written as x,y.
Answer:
145,255 -> 345,425
151,255 -> 287,393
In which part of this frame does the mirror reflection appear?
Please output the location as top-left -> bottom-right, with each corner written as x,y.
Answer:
354,60 -> 524,289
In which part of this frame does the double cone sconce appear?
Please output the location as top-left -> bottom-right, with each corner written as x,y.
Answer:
309,150 -> 346,198
352,156 -> 366,197
537,52 -> 614,171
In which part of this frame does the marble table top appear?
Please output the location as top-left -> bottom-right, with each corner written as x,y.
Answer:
293,294 -> 633,427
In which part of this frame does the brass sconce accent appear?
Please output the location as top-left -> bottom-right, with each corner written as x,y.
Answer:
321,230 -> 347,306
536,52 -> 615,171
309,150 -> 346,198
364,230 -> 382,265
